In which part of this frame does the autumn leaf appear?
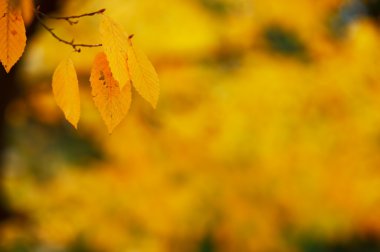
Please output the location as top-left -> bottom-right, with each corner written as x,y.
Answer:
127,36 -> 160,109
99,14 -> 130,90
52,57 -> 81,129
0,0 -> 27,73
90,52 -> 132,134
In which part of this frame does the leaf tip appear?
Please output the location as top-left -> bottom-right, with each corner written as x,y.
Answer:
107,128 -> 114,135
69,121 -> 79,130
2,62 -> 12,73
150,99 -> 158,109
63,110 -> 80,131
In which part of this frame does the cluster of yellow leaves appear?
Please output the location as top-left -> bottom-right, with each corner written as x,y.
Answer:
0,0 -> 34,73
0,0 -> 159,133
53,14 -> 159,133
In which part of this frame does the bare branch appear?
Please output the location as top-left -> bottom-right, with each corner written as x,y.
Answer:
35,8 -> 105,25
34,8 -> 103,52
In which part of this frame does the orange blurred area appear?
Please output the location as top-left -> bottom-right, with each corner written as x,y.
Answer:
2,0 -> 380,251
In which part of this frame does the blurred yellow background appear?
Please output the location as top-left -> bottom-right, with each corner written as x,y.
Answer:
2,0 -> 380,251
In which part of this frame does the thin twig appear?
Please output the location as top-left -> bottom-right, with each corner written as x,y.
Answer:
34,8 -> 103,52
36,8 -> 105,25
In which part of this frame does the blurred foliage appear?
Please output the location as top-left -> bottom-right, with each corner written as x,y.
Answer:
263,25 -> 308,59
2,0 -> 380,251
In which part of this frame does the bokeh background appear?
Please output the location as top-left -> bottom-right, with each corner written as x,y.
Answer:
1,0 -> 380,251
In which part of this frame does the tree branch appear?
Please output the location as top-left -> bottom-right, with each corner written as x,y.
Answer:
35,8 -> 105,25
34,8 -> 104,52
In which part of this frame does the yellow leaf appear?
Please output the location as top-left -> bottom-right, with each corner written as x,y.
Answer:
90,52 -> 132,134
20,0 -> 34,26
99,14 -> 130,90
52,57 -> 81,129
127,37 -> 160,109
0,0 -> 26,73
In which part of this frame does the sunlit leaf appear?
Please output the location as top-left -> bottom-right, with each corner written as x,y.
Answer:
90,52 -> 131,134
127,36 -> 159,109
0,0 -> 26,73
99,14 -> 130,90
52,57 -> 81,129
